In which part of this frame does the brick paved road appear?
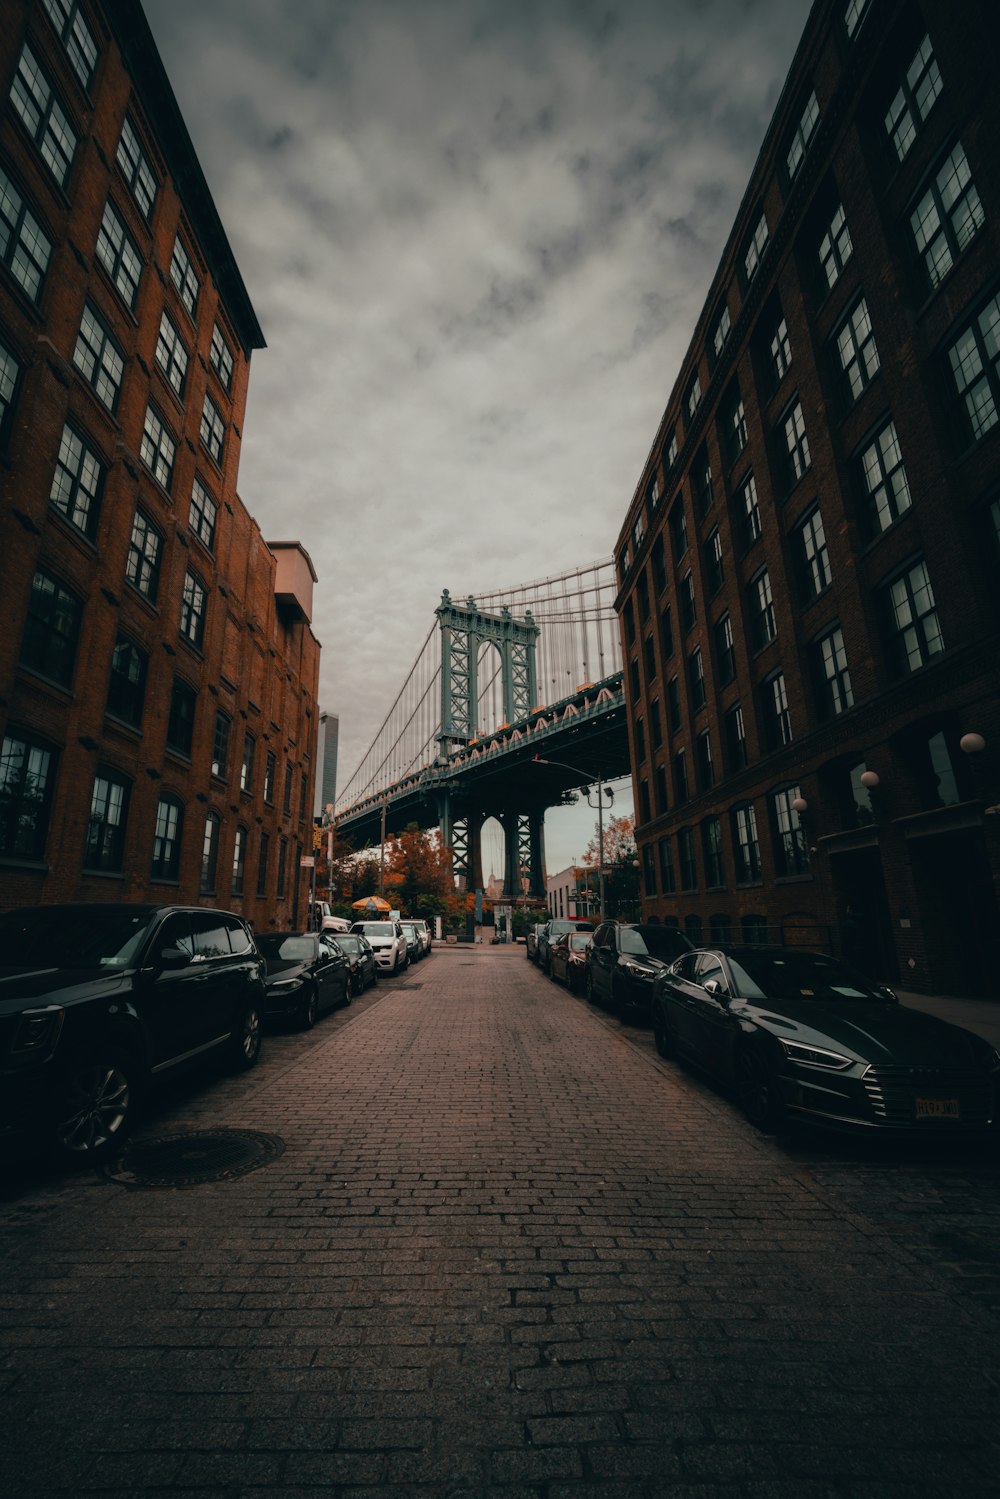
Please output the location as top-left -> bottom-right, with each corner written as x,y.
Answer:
2,947 -> 1000,1496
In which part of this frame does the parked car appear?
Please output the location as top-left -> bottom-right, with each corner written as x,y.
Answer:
328,933 -> 378,995
411,919 -> 433,956
586,921 -> 693,1019
526,923 -> 547,963
549,931 -> 593,993
0,903 -> 264,1165
257,931 -> 352,1028
398,920 -> 422,964
651,944 -> 1000,1135
538,918 -> 595,973
349,920 -> 409,973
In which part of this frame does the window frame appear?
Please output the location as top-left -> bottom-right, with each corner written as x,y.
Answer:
84,764 -> 131,873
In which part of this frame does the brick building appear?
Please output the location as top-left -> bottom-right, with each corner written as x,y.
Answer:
615,0 -> 1000,994
0,0 -> 321,926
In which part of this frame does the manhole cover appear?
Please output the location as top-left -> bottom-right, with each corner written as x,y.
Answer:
102,1128 -> 284,1189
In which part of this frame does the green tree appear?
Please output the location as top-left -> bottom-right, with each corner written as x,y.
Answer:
386,823 -> 455,917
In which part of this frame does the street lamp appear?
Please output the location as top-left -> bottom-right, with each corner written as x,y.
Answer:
534,756 -> 614,922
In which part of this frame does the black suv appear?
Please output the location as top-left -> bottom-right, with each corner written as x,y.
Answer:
0,903 -> 265,1165
586,921 -> 693,1019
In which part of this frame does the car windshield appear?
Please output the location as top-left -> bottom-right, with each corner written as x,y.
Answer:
354,923 -> 393,936
257,935 -> 313,962
334,936 -> 359,954
569,933 -> 592,952
728,951 -> 883,1002
620,926 -> 688,959
552,920 -> 591,934
0,907 -> 154,969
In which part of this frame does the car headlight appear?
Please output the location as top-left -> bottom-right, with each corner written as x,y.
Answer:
268,978 -> 302,993
623,961 -> 654,980
11,1005 -> 65,1055
779,1038 -> 854,1070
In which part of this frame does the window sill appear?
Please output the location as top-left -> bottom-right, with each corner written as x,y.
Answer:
774,872 -> 814,885
0,856 -> 49,873
82,868 -> 126,880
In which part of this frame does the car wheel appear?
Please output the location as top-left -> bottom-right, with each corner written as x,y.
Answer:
229,1003 -> 263,1071
51,1048 -> 140,1165
735,1048 -> 785,1132
392,952 -> 400,975
651,1001 -> 675,1059
298,984 -> 319,1030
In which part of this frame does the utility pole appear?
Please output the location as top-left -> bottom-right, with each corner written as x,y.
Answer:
379,796 -> 387,899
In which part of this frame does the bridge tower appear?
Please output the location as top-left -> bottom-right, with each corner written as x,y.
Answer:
434,591 -> 545,898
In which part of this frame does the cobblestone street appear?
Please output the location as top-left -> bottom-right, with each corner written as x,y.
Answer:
2,946 -> 1000,1497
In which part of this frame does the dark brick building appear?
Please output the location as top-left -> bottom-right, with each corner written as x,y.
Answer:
0,0 -> 321,926
615,0 -> 1000,994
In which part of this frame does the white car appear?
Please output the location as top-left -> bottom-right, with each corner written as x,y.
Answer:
412,919 -> 432,956
350,920 -> 409,973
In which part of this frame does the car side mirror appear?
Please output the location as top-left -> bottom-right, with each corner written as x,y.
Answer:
703,978 -> 726,1000
157,946 -> 190,971
876,984 -> 897,1003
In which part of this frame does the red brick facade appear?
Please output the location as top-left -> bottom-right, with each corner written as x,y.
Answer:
615,0 -> 1000,994
0,1 -> 321,927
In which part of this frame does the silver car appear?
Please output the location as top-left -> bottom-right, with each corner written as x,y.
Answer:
349,920 -> 409,973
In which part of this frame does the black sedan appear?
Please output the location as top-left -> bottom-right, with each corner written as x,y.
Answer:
549,931 -> 593,993
651,945 -> 1000,1135
586,921 -> 693,1019
328,933 -> 378,995
257,932 -> 351,1029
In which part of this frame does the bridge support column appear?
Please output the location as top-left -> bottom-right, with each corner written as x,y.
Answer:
502,810 -> 546,901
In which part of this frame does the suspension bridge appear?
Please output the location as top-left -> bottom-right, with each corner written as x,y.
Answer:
335,560 -> 629,896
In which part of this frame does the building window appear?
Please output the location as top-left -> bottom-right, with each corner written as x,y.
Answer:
200,812 -> 220,894
642,843 -> 657,896
277,836 -> 288,898
948,294 -> 1000,445
299,771 -> 308,822
762,671 -> 792,749
666,428 -> 678,469
650,698 -> 662,751
73,303 -> 124,412
140,405 -> 176,490
166,677 -> 196,757
0,167 -> 53,305
643,634 -> 656,687
211,711 -> 231,780
20,569 -> 80,688
703,528 -> 724,596
673,748 -> 689,805
686,373 -> 702,420
658,836 -> 675,894
170,235 -> 199,316
787,90 -> 820,179
189,477 -> 218,551
647,472 -> 661,512
678,828 -> 697,891
630,657 -> 641,703
639,778 -> 651,824
0,338 -> 20,437
688,648 -> 706,713
651,536 -> 667,595
96,199 -> 142,309
155,312 -> 188,397
814,626 -> 854,718
624,598 -> 636,647
264,750 -> 276,803
744,211 -> 768,282
772,786 -> 809,877
200,393 -> 225,464
782,399 -> 811,487
722,389 -> 748,466
106,635 -> 147,727
667,677 -> 681,734
85,767 -> 130,872
635,717 -> 646,765
712,303 -> 731,361
702,816 -> 724,888
859,420 -> 911,536
836,297 -> 880,404
41,0 -> 99,90
257,831 -> 270,897
668,500 -> 688,565
731,803 -> 761,883
736,471 -> 762,552
617,544 -> 631,584
911,144 -> 984,294
180,572 -> 207,649
885,559 -> 944,674
116,115 -> 156,221
725,703 -> 748,773
210,323 -> 234,391
695,448 -> 713,516
151,794 -> 183,881
845,0 -> 871,38
0,730 -> 56,859
50,424 -> 102,539
231,826 -> 246,896
770,316 -> 792,384
283,762 -> 293,815
659,603 -> 673,662
818,202 -> 852,292
695,729 -> 714,791
797,506 -> 832,600
713,613 -> 736,686
125,509 -> 162,601
10,44 -> 77,189
748,568 -> 776,651
632,510 -> 646,553
636,574 -> 650,625
240,733 -> 255,793
885,34 -> 942,163
654,762 -> 668,814
679,573 -> 696,634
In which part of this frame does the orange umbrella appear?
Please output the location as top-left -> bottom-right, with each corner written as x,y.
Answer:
350,895 -> 392,912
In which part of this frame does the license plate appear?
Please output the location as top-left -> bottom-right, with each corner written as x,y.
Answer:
915,1097 -> 960,1120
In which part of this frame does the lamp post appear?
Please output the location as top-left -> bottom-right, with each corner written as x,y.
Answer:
379,795 -> 387,899
534,757 -> 613,922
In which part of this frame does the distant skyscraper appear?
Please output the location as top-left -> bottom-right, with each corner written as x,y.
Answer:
315,712 -> 340,815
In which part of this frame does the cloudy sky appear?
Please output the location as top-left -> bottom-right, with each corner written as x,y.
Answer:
142,0 -> 810,874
